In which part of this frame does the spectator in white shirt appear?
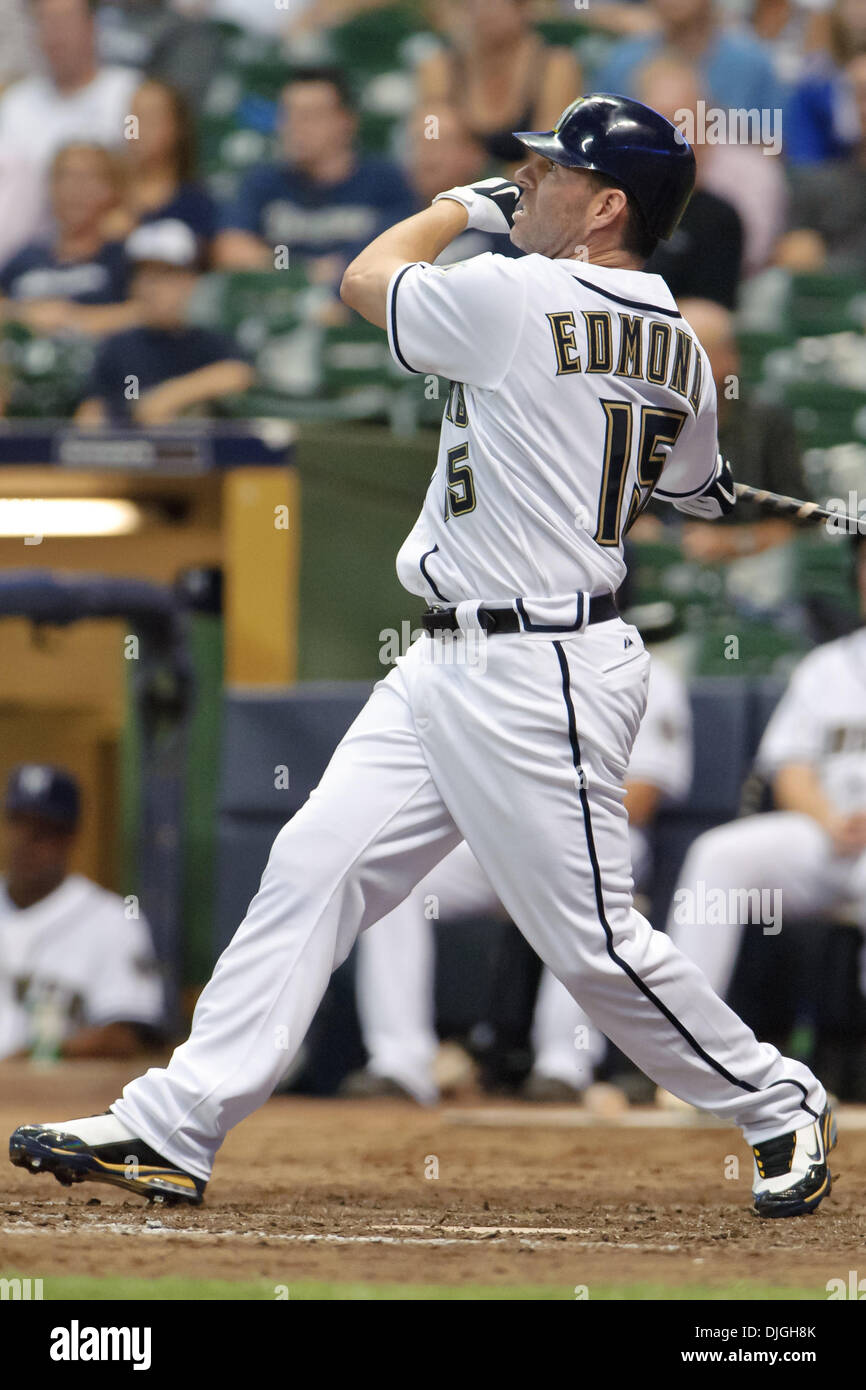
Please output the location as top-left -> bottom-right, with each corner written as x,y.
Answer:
0,0 -> 140,261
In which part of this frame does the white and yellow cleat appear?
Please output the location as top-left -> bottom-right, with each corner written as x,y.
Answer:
752,1105 -> 837,1219
9,1113 -> 205,1206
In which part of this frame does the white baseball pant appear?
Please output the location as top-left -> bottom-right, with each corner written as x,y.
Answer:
113,623 -> 825,1180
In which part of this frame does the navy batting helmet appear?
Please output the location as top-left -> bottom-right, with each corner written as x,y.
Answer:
514,93 -> 696,241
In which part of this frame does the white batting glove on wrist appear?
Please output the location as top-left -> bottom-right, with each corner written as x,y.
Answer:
673,455 -> 737,519
433,177 -> 521,235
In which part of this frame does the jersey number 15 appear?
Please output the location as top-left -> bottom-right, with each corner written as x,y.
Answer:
595,400 -> 687,547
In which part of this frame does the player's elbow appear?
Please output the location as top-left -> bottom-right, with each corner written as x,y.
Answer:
339,262 -> 362,310
339,264 -> 388,329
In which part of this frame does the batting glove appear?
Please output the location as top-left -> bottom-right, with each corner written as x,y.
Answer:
673,454 -> 737,519
433,177 -> 521,235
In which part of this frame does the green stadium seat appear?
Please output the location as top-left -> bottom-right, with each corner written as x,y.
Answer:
326,5 -> 424,76
198,269 -> 312,331
198,115 -> 274,179
628,539 -> 723,621
1,325 -> 94,419
793,535 -> 860,621
770,380 -> 866,451
786,273 -> 866,338
226,319 -> 394,423
694,616 -> 809,678
736,330 -> 794,387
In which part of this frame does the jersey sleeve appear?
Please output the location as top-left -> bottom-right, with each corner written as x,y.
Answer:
653,339 -> 720,504
83,901 -> 165,1030
386,253 -> 528,389
756,654 -> 826,773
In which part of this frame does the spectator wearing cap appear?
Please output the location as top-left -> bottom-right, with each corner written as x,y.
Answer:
75,218 -> 254,426
104,80 -> 218,258
0,143 -> 137,339
213,67 -> 413,288
0,765 -> 164,1061
0,0 -> 141,263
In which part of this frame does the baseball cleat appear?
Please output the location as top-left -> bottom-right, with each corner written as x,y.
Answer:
9,1122 -> 205,1206
751,1105 -> 837,1218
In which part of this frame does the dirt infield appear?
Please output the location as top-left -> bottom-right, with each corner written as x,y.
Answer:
1,1061 -> 863,1296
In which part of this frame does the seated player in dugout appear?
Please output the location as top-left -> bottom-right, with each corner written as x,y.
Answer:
10,95 -> 837,1221
75,219 -> 253,427
669,532 -> 866,1015
0,766 -> 165,1061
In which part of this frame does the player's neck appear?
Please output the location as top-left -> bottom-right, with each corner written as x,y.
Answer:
570,249 -> 645,273
7,870 -> 67,911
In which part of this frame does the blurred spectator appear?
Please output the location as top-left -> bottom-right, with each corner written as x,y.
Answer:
0,764 -> 164,1061
556,2 -> 657,36
214,67 -> 413,286
105,80 -> 218,256
405,105 -> 521,263
0,0 -> 141,262
637,51 -> 785,278
76,218 -> 253,426
287,0 -> 399,38
595,0 -> 784,115
676,297 -> 809,569
418,0 -> 582,168
636,57 -> 743,306
168,0 -> 320,38
784,0 -> 866,164
0,143 -> 135,338
0,0 -> 39,88
777,49 -> 866,271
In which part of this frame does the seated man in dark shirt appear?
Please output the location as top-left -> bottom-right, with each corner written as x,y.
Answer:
638,57 -> 744,308
676,297 -> 809,566
0,142 -> 135,338
777,50 -> 866,273
75,219 -> 253,426
214,66 -> 413,288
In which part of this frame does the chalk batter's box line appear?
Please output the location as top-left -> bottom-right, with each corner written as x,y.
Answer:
440,1105 -> 866,1131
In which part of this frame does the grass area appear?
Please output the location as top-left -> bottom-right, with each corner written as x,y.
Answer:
0,1274 -> 828,1301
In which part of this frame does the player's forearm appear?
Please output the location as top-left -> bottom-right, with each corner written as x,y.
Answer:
340,200 -> 468,328
773,764 -> 838,832
135,360 -> 254,421
213,231 -> 273,270
624,780 -> 661,828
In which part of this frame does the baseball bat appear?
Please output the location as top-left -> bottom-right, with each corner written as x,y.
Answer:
734,482 -> 865,534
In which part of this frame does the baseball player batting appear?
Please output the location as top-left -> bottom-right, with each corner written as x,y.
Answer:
10,94 -> 835,1218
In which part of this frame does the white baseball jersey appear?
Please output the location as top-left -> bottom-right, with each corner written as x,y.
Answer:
757,627 -> 866,814
0,874 -> 164,1059
387,253 -> 718,606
